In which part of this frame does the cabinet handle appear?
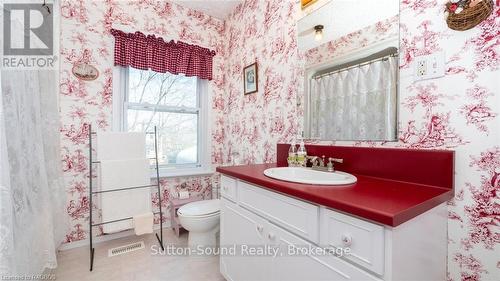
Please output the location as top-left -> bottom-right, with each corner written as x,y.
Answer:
223,185 -> 228,191
268,232 -> 276,240
341,234 -> 352,247
256,225 -> 263,233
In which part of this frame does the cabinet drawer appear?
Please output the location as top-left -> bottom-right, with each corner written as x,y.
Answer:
220,175 -> 237,202
268,222 -> 379,281
320,207 -> 385,275
238,181 -> 319,243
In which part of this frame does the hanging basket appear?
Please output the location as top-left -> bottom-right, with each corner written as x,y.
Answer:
446,0 -> 494,31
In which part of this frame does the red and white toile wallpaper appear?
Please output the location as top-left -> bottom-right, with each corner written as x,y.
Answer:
59,0 -> 226,242
60,0 -> 499,280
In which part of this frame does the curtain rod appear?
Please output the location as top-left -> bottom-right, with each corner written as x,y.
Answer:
313,53 -> 398,80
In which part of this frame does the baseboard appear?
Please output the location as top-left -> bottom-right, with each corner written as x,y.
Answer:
58,222 -> 172,251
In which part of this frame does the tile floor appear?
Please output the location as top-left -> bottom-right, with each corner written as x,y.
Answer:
55,230 -> 225,281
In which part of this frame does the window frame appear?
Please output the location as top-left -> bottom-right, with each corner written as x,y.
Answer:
112,67 -> 213,178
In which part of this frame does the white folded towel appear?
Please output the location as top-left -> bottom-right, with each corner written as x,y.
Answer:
100,159 -> 150,190
100,159 -> 152,233
133,212 -> 154,235
96,132 -> 146,160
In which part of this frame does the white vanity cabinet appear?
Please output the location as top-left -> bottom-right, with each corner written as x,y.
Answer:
219,175 -> 447,281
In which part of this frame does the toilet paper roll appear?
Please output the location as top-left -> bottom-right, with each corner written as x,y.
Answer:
178,191 -> 189,199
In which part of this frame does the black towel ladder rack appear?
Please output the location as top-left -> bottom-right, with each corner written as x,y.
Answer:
87,124 -> 164,271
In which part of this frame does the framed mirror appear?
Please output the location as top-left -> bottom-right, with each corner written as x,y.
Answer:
299,0 -> 399,141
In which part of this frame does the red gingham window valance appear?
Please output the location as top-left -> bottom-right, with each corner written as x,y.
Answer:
111,29 -> 216,80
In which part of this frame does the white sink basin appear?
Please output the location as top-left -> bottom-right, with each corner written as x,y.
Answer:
263,167 -> 357,185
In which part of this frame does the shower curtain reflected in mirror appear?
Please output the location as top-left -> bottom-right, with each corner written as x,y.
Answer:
0,69 -> 66,276
309,56 -> 398,141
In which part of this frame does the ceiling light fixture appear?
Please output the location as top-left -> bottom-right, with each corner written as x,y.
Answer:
314,25 -> 324,41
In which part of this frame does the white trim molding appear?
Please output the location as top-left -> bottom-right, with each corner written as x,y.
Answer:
112,67 -> 214,178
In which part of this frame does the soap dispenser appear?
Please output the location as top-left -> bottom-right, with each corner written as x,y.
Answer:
288,140 -> 297,167
297,138 -> 307,167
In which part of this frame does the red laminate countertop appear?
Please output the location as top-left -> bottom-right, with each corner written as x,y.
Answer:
216,163 -> 453,227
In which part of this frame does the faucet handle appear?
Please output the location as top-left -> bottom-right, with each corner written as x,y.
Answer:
329,157 -> 343,163
306,156 -> 319,167
321,155 -> 326,167
326,157 -> 343,172
326,160 -> 334,172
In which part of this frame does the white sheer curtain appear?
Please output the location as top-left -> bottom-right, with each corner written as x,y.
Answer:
310,56 -> 397,140
0,69 -> 66,276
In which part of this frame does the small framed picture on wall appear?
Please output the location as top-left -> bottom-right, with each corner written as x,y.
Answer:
243,62 -> 258,95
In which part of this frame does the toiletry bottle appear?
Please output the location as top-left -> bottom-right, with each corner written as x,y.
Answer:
297,139 -> 307,167
288,140 -> 297,167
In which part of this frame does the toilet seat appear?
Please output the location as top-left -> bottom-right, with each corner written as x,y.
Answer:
178,199 -> 220,218
178,210 -> 220,218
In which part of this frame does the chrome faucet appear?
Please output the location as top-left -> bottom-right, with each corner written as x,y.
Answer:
307,155 -> 343,172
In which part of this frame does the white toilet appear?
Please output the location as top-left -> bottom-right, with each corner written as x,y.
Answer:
177,199 -> 220,247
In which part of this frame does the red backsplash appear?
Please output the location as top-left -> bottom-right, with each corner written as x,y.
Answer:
277,144 -> 454,189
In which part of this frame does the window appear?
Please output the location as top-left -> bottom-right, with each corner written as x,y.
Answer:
114,67 -> 211,177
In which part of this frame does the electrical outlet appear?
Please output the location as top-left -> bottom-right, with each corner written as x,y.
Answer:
413,52 -> 445,82
416,60 -> 427,77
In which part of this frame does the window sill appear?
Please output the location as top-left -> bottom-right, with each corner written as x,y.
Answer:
152,167 -> 215,179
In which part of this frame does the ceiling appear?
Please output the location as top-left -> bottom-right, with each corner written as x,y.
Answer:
174,0 -> 243,20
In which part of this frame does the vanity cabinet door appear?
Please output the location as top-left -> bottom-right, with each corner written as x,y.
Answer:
220,199 -> 271,281
267,223 -> 379,281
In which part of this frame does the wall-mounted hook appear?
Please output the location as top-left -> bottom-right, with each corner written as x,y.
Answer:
42,0 -> 51,14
